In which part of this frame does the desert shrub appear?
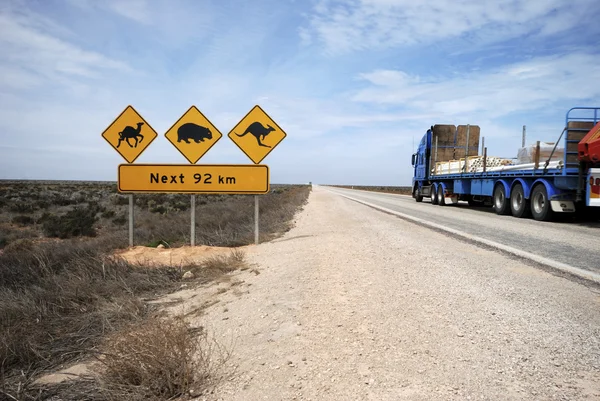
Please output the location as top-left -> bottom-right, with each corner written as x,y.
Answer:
36,211 -> 52,224
114,195 -> 130,205
42,205 -> 99,238
0,226 -> 38,249
98,316 -> 227,399
149,205 -> 167,214
9,201 -> 36,213
11,215 -> 34,226
36,200 -> 50,209
171,201 -> 189,212
102,210 -> 116,219
112,214 -> 127,225
54,195 -> 78,206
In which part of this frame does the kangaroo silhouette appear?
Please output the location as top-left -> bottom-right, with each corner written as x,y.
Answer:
236,121 -> 275,148
117,122 -> 144,148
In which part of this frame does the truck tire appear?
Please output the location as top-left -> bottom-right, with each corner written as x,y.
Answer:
430,185 -> 438,205
492,184 -> 510,215
437,186 -> 446,206
510,183 -> 531,218
530,184 -> 555,221
414,186 -> 423,202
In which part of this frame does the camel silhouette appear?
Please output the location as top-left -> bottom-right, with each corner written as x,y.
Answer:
235,121 -> 275,148
117,122 -> 144,148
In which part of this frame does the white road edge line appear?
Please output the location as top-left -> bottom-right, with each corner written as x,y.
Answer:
329,189 -> 600,285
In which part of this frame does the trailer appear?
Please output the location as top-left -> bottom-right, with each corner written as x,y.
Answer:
410,107 -> 600,221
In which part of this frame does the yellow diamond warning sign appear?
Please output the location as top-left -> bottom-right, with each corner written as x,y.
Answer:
164,106 -> 222,164
101,105 -> 157,163
228,105 -> 287,164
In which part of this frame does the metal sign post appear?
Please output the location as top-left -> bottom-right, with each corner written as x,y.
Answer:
128,194 -> 134,247
254,195 -> 259,244
190,195 -> 196,246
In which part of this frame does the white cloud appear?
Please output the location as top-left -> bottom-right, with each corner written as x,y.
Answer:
302,0 -> 597,54
351,53 -> 600,120
0,9 -> 132,89
105,0 -> 152,24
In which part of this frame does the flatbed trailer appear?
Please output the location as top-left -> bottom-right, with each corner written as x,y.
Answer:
411,107 -> 600,221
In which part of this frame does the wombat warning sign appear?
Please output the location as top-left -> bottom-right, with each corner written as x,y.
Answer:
164,106 -> 223,164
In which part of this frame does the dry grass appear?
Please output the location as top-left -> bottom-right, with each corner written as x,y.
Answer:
0,241 -> 245,400
95,315 -> 230,400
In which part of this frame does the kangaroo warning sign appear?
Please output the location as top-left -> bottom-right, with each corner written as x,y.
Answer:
101,105 -> 158,163
164,106 -> 223,164
227,105 -> 287,164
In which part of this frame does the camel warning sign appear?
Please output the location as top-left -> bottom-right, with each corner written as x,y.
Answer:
227,105 -> 287,164
101,105 -> 158,163
164,106 -> 223,164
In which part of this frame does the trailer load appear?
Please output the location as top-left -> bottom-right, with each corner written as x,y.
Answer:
410,107 -> 600,221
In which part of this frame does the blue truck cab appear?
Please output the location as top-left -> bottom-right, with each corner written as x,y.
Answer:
411,127 -> 433,202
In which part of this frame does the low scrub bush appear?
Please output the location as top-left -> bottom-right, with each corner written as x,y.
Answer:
112,214 -> 127,225
11,215 -> 34,226
9,201 -> 36,213
98,315 -> 228,400
101,210 -> 116,219
0,226 -> 38,249
42,205 -> 99,238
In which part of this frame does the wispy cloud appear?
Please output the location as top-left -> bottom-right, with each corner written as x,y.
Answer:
352,53 -> 600,120
301,0 -> 598,55
0,5 -> 132,90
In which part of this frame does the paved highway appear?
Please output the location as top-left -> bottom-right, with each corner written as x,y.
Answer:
325,186 -> 600,277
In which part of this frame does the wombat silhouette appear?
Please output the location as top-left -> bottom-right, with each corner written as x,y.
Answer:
177,122 -> 212,144
235,121 -> 275,148
117,122 -> 144,148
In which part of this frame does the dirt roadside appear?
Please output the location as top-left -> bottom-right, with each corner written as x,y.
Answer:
185,186 -> 600,400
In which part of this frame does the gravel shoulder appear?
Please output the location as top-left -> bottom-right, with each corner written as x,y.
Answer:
196,186 -> 600,400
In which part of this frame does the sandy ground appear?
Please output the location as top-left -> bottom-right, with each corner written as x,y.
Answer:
116,244 -> 236,267
189,186 -> 600,400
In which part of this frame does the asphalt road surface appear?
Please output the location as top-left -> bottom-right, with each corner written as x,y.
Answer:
324,186 -> 600,276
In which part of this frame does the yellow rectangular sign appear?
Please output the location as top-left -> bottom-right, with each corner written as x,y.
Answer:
118,164 -> 269,194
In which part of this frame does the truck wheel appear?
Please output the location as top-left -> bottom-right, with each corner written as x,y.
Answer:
430,185 -> 438,205
492,184 -> 510,215
510,183 -> 531,218
437,186 -> 446,206
414,187 -> 423,202
530,184 -> 555,221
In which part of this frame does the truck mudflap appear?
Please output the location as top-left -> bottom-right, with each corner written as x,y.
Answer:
549,193 -> 576,212
588,168 -> 600,207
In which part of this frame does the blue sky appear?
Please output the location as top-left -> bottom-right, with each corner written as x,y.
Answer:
1,0 -> 599,185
